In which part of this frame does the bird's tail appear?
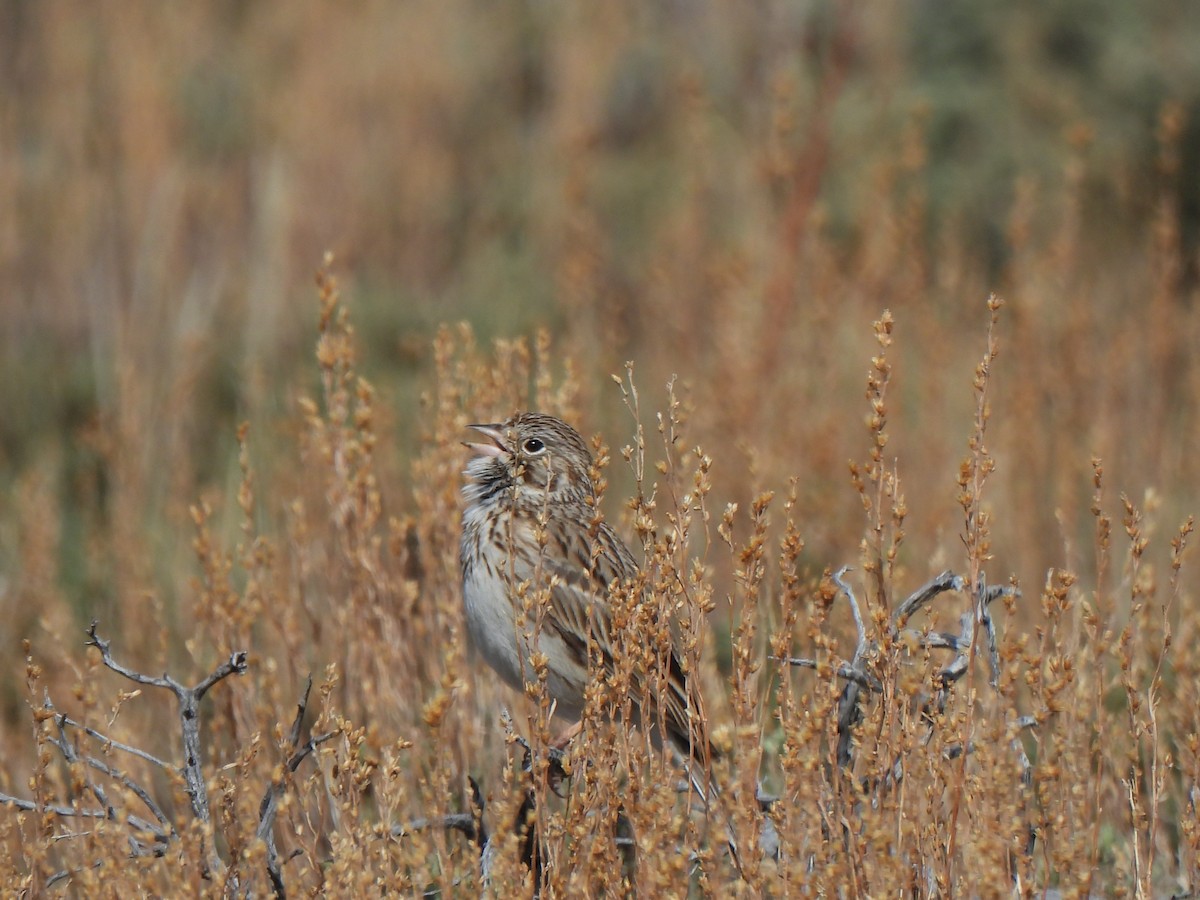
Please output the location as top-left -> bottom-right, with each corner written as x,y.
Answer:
672,747 -> 744,878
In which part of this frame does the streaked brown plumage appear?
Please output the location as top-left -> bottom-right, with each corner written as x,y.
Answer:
459,412 -> 710,764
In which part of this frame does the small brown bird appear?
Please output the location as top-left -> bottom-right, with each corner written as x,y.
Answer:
459,412 -> 711,765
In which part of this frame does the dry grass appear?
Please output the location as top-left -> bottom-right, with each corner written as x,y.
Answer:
2,2 -> 1199,896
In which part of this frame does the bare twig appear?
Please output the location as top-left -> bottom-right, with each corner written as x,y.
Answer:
52,712 -> 173,772
45,701 -> 173,838
770,656 -> 883,692
0,788 -> 166,862
392,774 -> 500,892
977,576 -> 1018,690
257,676 -> 339,898
775,564 -> 1035,877
778,570 -> 1022,715
20,621 -> 250,879
46,862 -> 104,889
902,630 -> 962,652
0,793 -> 111,819
51,708 -> 117,823
6,620 -> 334,894
86,620 -> 247,836
892,570 -> 966,628
0,697 -> 174,862
392,812 -> 480,842
831,567 -> 870,768
832,567 -> 868,664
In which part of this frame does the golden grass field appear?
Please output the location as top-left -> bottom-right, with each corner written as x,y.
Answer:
1,2 -> 1199,896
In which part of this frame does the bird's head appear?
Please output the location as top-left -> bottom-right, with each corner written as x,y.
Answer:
463,412 -> 595,507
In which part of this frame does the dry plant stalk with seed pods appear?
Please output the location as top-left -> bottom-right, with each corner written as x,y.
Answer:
2,267 -> 1196,897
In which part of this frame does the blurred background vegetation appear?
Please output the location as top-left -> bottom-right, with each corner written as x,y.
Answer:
1,0 -> 1198,642
3,3 -> 1200,892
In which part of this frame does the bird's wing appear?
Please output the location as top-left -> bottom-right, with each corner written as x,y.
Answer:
536,520 -> 711,764
534,519 -> 627,662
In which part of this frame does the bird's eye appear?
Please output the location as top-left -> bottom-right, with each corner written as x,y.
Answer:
523,438 -> 546,454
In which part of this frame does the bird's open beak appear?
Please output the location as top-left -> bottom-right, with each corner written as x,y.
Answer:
463,423 -> 509,458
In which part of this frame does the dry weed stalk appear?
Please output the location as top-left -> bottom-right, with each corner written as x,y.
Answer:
3,275 -> 1198,896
